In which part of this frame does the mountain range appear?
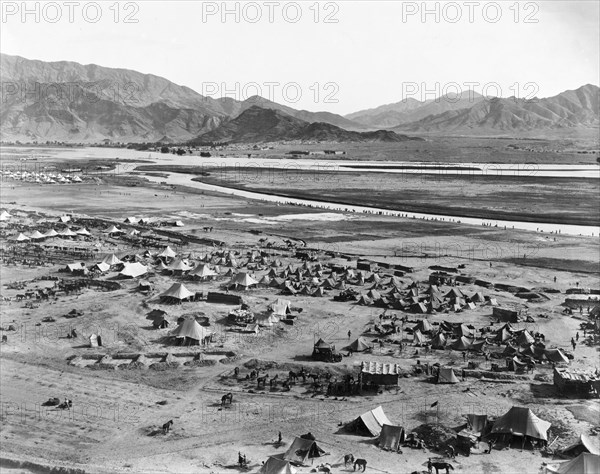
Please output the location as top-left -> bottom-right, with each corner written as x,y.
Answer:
1,54 -> 598,143
348,86 -> 599,133
192,106 -> 422,144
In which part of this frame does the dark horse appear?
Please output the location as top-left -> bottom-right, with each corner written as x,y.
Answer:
162,420 -> 173,434
344,454 -> 355,466
353,458 -> 367,471
221,392 -> 233,405
428,459 -> 454,474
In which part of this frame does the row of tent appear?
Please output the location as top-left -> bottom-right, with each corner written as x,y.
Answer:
349,405 -> 553,442
15,227 -> 91,241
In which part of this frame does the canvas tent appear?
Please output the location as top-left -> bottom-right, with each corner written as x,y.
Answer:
259,457 -> 297,474
544,453 -> 600,474
561,434 -> 600,457
283,437 -> 326,464
344,337 -> 373,352
437,367 -> 460,384
160,283 -> 194,303
431,332 -> 447,349
414,319 -> 433,333
92,262 -> 111,273
15,233 -> 30,242
169,318 -> 209,345
256,313 -> 279,327
466,414 -> 489,436
190,264 -> 217,279
378,424 -> 405,451
269,298 -> 291,316
545,349 -> 570,364
348,406 -> 392,436
119,262 -> 148,278
491,407 -> 551,441
158,246 -> 177,259
230,272 -> 259,288
105,225 -> 123,234
102,253 -> 123,266
168,258 -> 192,273
29,230 -> 45,240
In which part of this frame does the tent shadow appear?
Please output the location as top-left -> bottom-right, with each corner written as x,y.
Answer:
291,355 -> 315,362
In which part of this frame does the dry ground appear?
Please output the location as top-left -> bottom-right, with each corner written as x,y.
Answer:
0,179 -> 599,474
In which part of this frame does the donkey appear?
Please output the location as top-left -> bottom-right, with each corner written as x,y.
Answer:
354,458 -> 367,472
162,420 -> 174,434
221,392 -> 233,406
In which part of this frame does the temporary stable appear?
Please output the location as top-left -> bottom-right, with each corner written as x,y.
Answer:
437,367 -> 460,384
283,437 -> 326,464
360,362 -> 401,386
348,406 -> 393,436
259,457 -> 297,474
490,407 -> 551,441
378,424 -> 405,451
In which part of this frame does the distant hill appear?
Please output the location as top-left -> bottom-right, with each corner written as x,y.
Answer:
347,92 -> 485,128
347,86 -> 599,133
216,95 -> 362,130
191,106 -> 422,144
0,54 -> 361,143
393,85 -> 599,133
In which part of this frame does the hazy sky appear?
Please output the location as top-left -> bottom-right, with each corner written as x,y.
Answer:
2,1 -> 599,114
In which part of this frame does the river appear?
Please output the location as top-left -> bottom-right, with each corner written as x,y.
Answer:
2,146 -> 599,236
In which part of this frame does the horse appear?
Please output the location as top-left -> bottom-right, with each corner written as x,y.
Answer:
221,392 -> 233,405
428,460 -> 454,474
257,374 -> 269,388
308,373 -> 320,383
162,420 -> 174,434
270,374 -> 279,388
316,463 -> 332,473
354,458 -> 367,471
288,370 -> 298,382
344,454 -> 355,466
